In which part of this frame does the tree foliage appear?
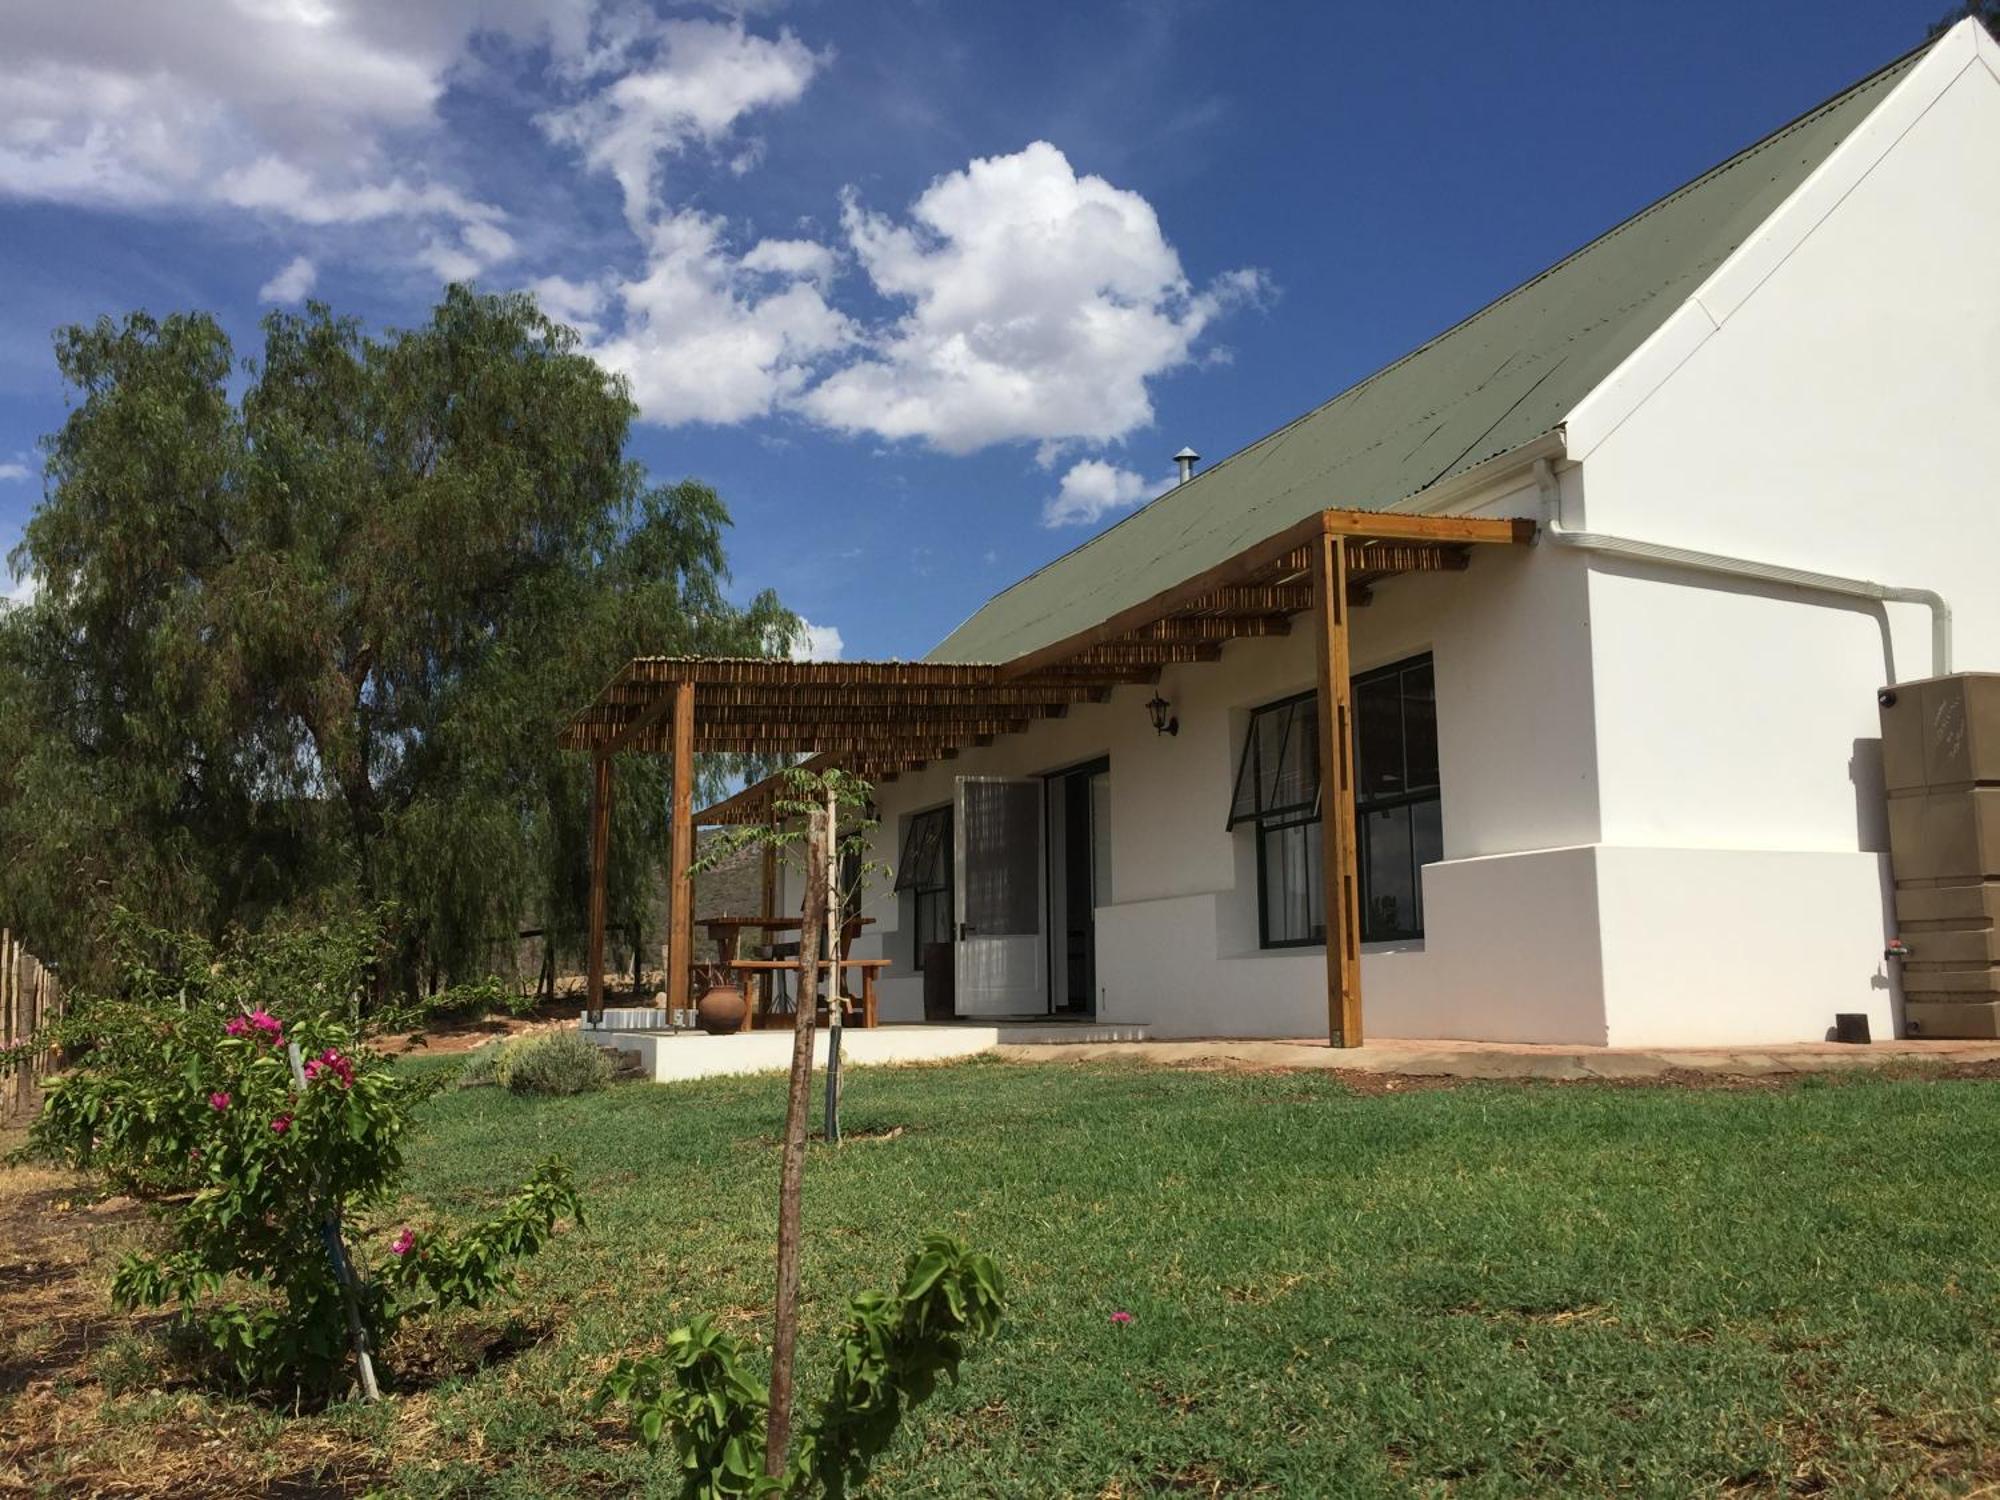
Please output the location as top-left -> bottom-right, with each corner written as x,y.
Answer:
0,287 -> 794,990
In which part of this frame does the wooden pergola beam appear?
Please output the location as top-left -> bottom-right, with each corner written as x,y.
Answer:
1177,584 -> 1314,615
995,514 -> 1323,681
693,754 -> 835,826
622,659 -> 1059,688
1030,664 -> 1163,684
687,736 -> 1021,757
689,722 -> 1030,742
1348,542 -> 1472,573
997,509 -> 1527,682
568,711 -> 1069,750
1126,615 -> 1292,642
1070,642 -> 1223,666
590,683 -> 1102,711
602,690 -> 676,756
596,711 -> 1042,735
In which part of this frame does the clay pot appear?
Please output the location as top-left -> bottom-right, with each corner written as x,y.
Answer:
696,983 -> 748,1036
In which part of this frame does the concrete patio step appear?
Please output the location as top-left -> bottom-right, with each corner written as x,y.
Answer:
582,1016 -> 1151,1083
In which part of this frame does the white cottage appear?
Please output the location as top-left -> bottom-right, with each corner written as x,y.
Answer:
568,21 -> 2000,1049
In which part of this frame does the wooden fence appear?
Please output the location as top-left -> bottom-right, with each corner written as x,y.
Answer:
1,930 -> 62,1122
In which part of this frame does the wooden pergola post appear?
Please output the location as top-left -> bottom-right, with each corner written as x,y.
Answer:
1310,527 -> 1365,1046
667,678 -> 696,1016
586,753 -> 613,1024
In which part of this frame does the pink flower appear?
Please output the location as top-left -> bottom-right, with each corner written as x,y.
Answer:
305,1048 -> 355,1089
390,1228 -> 416,1257
1109,1310 -> 1133,1325
208,1091 -> 231,1112
225,1010 -> 284,1045
269,1113 -> 292,1135
188,1147 -> 203,1162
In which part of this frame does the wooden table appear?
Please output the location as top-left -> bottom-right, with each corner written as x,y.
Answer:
699,914 -> 874,966
697,914 -> 878,1014
727,958 -> 889,1030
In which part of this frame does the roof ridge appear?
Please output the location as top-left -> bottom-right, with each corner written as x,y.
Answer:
956,29 -> 1937,621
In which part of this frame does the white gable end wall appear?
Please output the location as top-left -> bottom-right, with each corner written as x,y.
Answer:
1557,21 -> 2000,1044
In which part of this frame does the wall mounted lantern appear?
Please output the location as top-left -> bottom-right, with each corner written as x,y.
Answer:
1145,693 -> 1179,737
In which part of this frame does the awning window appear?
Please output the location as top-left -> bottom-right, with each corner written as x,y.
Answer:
1226,692 -> 1320,829
894,806 -> 952,892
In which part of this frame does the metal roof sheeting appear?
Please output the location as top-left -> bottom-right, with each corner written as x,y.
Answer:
929,43 -> 1926,666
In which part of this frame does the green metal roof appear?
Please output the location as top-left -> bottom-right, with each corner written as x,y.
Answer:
930,41 -> 1926,665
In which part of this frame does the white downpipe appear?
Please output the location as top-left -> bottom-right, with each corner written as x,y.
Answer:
1533,459 -> 1951,684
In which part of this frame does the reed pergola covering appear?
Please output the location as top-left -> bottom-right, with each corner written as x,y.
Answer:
560,508 -> 1534,1039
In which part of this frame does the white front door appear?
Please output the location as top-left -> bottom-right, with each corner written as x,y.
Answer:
953,776 -> 1047,1017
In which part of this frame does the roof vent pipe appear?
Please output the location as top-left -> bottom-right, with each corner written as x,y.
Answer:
1174,447 -> 1200,486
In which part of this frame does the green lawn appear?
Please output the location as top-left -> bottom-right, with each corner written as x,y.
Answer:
13,1059 -> 2000,1496
383,1059 -> 2000,1498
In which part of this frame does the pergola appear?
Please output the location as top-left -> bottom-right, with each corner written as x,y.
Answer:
560,507 -> 1534,1042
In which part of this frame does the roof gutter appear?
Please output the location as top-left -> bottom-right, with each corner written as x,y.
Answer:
1532,457 -> 1951,683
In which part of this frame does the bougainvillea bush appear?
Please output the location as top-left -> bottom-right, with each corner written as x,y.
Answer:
32,913 -> 583,1393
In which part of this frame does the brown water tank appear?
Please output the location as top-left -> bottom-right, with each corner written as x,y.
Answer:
1881,674 -> 2000,1037
1880,673 -> 2000,793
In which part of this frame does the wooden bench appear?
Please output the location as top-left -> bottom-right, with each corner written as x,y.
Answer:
726,957 -> 890,1030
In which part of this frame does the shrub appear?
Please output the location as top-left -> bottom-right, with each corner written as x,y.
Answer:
504,1030 -> 615,1097
456,1040 -> 510,1090
31,912 -> 585,1393
455,1030 -> 618,1095
595,1234 -> 1003,1498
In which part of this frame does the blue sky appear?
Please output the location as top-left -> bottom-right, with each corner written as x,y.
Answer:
0,0 -> 1946,657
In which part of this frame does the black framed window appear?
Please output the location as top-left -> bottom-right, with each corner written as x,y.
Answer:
1230,655 -> 1440,948
894,806 -> 953,970
1229,691 -> 1323,947
1352,656 -> 1440,942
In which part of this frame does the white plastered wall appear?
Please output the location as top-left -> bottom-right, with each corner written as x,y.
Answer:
858,477 -> 1609,1041
1554,22 -> 2000,1044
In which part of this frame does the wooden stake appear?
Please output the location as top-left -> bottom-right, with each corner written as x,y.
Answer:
1311,530 -> 1365,1047
765,804 -> 825,1476
586,755 -> 613,1024
822,782 -> 842,1145
668,679 -> 696,1017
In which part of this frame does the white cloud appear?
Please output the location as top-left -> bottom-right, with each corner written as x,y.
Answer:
531,17 -> 847,425
529,273 -> 612,338
1042,459 -> 1173,528
587,208 -> 853,426
257,255 -> 317,304
0,6 -> 1266,501
0,0 -> 578,277
740,237 -> 836,281
792,620 -> 844,661
799,142 -> 1267,454
538,19 -> 825,230
0,463 -> 29,483
0,520 -> 35,606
